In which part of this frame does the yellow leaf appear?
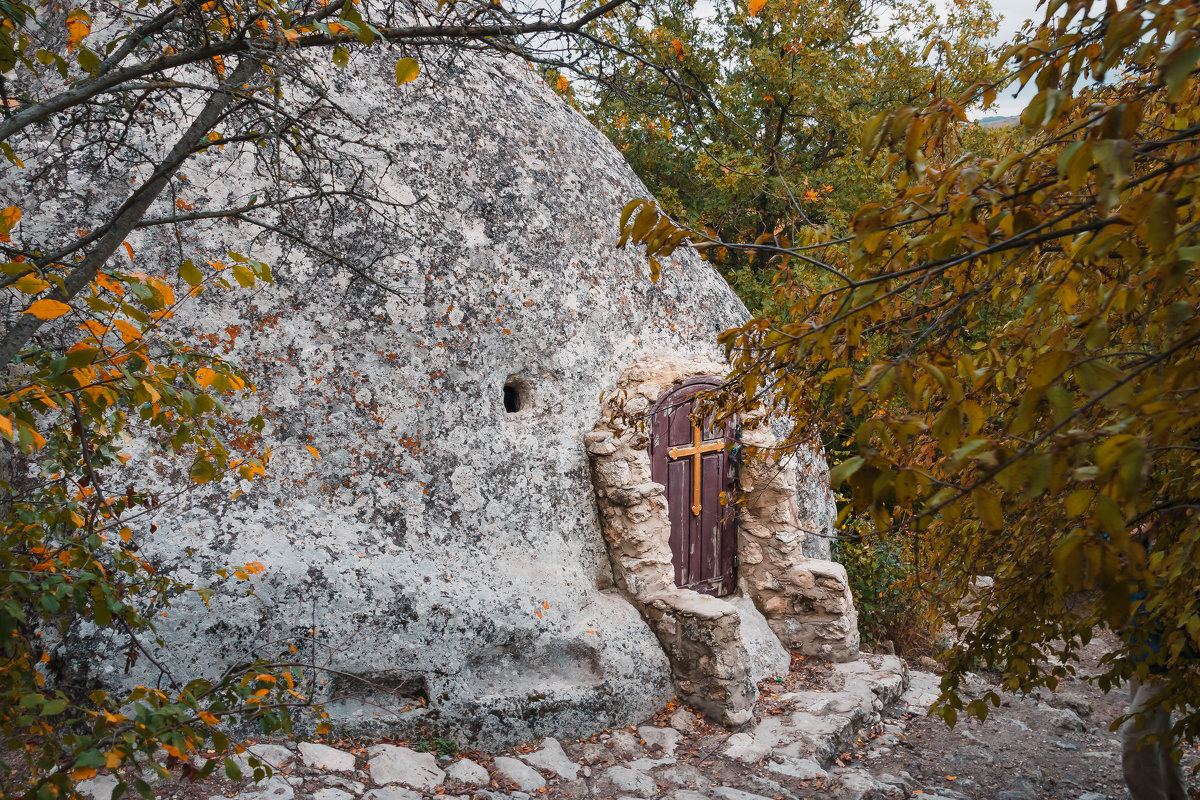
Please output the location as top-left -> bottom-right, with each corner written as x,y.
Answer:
197,711 -> 219,725
196,368 -> 216,388
556,74 -> 569,93
105,751 -> 121,769
71,768 -> 97,781
22,298 -> 72,320
11,274 -> 49,294
305,445 -> 321,460
747,0 -> 766,16
395,57 -> 419,85
0,416 -> 12,441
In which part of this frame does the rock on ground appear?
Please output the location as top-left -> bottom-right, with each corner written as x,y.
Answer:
298,742 -> 356,773
366,745 -> 445,790
494,756 -> 547,792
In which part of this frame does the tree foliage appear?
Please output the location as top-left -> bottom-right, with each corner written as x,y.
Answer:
622,0 -> 1200,746
586,0 -> 999,312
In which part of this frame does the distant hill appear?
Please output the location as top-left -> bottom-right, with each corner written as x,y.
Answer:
977,115 -> 1020,128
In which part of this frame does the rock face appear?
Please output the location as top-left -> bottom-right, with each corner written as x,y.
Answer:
6,44 -> 850,742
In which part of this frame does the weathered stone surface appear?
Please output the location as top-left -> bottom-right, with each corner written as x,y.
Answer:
367,745 -> 444,790
604,766 -> 658,797
33,47 -> 762,747
832,769 -> 903,799
444,758 -> 490,786
234,744 -> 297,774
494,756 -> 546,792
713,788 -> 774,800
222,777 -> 294,800
765,758 -> 828,780
723,732 -> 772,764
76,776 -> 120,800
607,730 -> 642,759
587,357 -> 857,724
668,708 -> 701,732
521,737 -> 579,780
299,742 -> 357,773
637,725 -> 682,756
311,788 -> 354,800
362,788 -> 422,800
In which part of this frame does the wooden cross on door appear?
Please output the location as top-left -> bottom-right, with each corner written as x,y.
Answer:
668,423 -> 725,515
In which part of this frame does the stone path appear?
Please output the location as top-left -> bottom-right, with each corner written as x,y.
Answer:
74,650 -> 1200,800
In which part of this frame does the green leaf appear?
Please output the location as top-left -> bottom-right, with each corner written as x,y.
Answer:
1161,45 -> 1200,102
829,456 -> 865,487
76,46 -> 100,74
231,263 -> 255,288
179,259 -> 203,288
224,758 -> 242,782
332,45 -> 349,68
972,487 -> 1004,531
395,57 -> 419,85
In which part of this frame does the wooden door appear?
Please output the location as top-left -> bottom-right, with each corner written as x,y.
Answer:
650,379 -> 737,597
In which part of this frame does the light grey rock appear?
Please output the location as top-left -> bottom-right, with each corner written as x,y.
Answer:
521,737 -> 580,780
320,777 -> 366,794
235,744 -> 297,773
946,745 -> 994,767
367,745 -> 445,790
1048,708 -> 1087,732
668,791 -> 711,800
765,758 -> 827,781
722,732 -> 771,764
669,708 -> 701,732
712,788 -> 773,800
1077,793 -> 1109,800
920,788 -> 966,800
494,756 -> 546,792
229,777 -> 294,800
284,776 -> 305,788
576,743 -> 613,765
444,758 -> 490,787
875,774 -> 913,792
625,757 -> 673,771
608,730 -> 642,759
299,742 -> 357,773
605,766 -> 658,797
76,776 -> 120,800
311,789 -> 354,800
637,726 -> 683,756
362,788 -> 423,800
51,43 -> 759,750
739,775 -> 798,800
658,764 -> 709,788
832,769 -> 902,799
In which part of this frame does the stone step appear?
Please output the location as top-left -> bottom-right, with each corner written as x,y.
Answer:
722,653 -> 909,769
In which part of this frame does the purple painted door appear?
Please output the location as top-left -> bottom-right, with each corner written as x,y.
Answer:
650,379 -> 737,597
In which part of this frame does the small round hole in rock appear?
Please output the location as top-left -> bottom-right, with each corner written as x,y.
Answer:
503,383 -> 522,413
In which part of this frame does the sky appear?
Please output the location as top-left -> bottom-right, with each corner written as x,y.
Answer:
979,0 -> 1047,118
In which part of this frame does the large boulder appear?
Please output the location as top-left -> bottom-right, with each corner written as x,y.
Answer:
8,49 -> 755,745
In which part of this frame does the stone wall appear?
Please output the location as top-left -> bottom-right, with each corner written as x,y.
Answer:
586,357 -> 859,724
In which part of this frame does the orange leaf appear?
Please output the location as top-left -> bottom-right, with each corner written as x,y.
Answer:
71,768 -> 97,780
195,368 -> 216,388
23,299 -> 72,320
305,445 -> 320,460
747,0 -> 766,15
66,10 -> 90,51
122,241 -> 134,262
0,205 -> 20,231
114,319 -> 141,343
0,416 -> 13,441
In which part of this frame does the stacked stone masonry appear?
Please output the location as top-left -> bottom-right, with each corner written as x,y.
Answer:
587,356 -> 860,724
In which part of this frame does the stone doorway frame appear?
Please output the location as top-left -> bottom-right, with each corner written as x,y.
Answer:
585,356 -> 860,725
